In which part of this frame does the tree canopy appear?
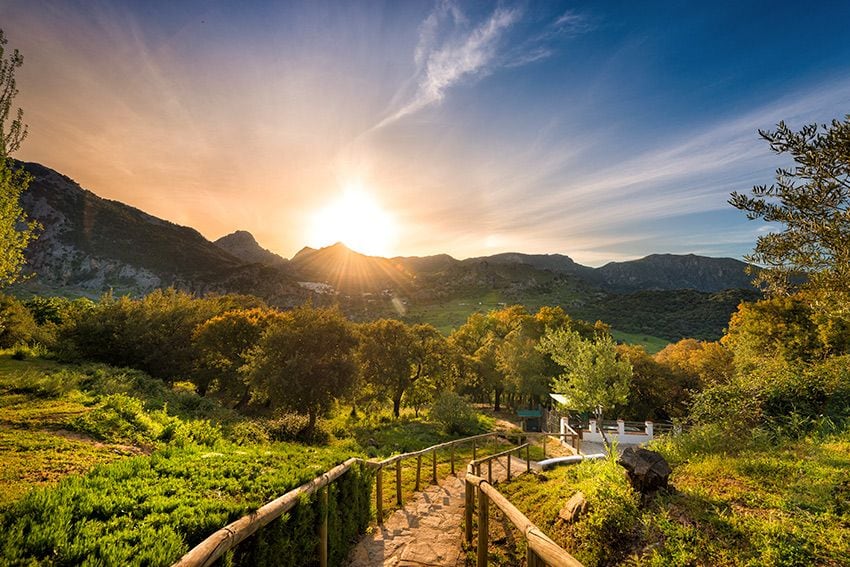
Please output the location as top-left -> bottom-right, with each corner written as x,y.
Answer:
0,29 -> 37,287
539,328 -> 632,429
729,117 -> 850,311
247,306 -> 358,431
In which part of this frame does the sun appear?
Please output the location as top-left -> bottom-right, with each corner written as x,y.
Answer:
308,183 -> 397,256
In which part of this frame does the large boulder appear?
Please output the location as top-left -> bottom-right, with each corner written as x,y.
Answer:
617,447 -> 672,494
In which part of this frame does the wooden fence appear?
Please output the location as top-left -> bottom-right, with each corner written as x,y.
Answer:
465,468 -> 584,567
173,429 -> 585,567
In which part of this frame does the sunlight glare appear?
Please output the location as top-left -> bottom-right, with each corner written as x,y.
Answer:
308,184 -> 397,256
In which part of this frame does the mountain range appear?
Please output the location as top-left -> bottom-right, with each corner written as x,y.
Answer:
14,161 -> 761,343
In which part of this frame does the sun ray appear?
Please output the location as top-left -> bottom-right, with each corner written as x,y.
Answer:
308,184 -> 397,256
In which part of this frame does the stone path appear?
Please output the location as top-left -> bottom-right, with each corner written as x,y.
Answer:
346,455 -> 530,566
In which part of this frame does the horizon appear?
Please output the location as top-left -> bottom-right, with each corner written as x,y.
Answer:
3,1 -> 850,265
232,231 -> 749,268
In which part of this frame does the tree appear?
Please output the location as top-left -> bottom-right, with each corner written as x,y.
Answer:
729,117 -> 850,311
192,308 -> 284,405
0,29 -> 37,287
539,328 -> 632,447
247,306 -> 357,432
357,319 -> 448,417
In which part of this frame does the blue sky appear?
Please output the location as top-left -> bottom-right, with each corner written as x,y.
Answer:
3,0 -> 849,264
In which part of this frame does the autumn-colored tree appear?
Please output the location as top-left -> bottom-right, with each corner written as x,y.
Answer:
655,338 -> 735,387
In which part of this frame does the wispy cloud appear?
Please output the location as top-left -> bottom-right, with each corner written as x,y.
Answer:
553,9 -> 594,35
374,2 -> 522,129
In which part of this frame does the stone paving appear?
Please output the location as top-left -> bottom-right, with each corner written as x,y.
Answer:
346,456 -> 529,566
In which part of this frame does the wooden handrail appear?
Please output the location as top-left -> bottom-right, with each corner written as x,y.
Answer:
173,457 -> 359,567
470,443 -> 529,467
374,431 -> 499,466
173,430 -> 508,567
465,472 -> 584,567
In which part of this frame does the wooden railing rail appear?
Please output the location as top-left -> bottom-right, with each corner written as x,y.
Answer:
172,430 -> 510,567
495,430 -> 581,458
465,470 -> 584,567
173,457 -> 359,567
470,443 -> 530,483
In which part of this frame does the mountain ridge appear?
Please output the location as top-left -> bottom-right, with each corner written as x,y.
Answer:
13,161 -> 760,340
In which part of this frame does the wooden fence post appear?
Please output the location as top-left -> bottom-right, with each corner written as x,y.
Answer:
477,489 -> 489,567
319,486 -> 328,567
526,444 -> 531,473
396,460 -> 403,506
542,435 -> 547,459
487,460 -> 492,484
464,479 -> 474,543
376,466 -> 383,525
473,440 -> 477,461
431,448 -> 437,484
415,454 -> 422,491
507,453 -> 512,481
527,547 -> 541,567
451,444 -> 455,475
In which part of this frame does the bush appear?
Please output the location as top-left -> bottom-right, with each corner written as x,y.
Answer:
55,289 -> 233,382
266,413 -> 330,444
430,392 -> 476,435
71,393 -> 222,447
0,294 -> 37,348
570,454 -> 640,566
0,445 -> 373,567
227,420 -> 271,446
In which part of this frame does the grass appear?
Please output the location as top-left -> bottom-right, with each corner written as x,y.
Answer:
484,430 -> 850,566
406,290 -> 506,334
0,352 -> 499,565
610,330 -> 670,354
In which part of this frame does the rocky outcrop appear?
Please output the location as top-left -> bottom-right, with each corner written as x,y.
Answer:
214,230 -> 288,267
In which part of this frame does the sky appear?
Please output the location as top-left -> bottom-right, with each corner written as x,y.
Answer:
2,0 -> 849,265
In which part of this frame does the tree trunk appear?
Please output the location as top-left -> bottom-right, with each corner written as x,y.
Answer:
307,408 -> 317,434
597,410 -> 611,452
494,388 -> 502,412
234,388 -> 251,411
393,396 -> 402,418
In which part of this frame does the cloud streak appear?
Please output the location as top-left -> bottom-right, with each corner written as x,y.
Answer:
374,2 -> 522,129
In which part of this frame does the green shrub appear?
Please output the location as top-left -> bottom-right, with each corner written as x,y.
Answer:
0,445 -> 372,566
430,392 -> 476,435
227,420 -> 271,446
0,367 -> 80,398
0,294 -> 37,348
266,413 -> 330,444
72,393 -> 222,447
570,454 -> 640,566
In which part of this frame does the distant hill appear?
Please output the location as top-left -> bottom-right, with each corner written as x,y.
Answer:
215,230 -> 288,267
466,252 -> 595,279
592,254 -> 756,292
290,242 -> 415,295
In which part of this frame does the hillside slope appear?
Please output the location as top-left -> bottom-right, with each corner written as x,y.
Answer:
17,162 -> 307,305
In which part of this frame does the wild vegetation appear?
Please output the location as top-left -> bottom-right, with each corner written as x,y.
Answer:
481,116 -> 850,566
1,20 -> 848,564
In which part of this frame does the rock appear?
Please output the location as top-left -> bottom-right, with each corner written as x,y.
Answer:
617,447 -> 672,494
558,491 -> 588,523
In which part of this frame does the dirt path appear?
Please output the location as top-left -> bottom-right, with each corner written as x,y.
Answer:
347,455 -> 530,566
